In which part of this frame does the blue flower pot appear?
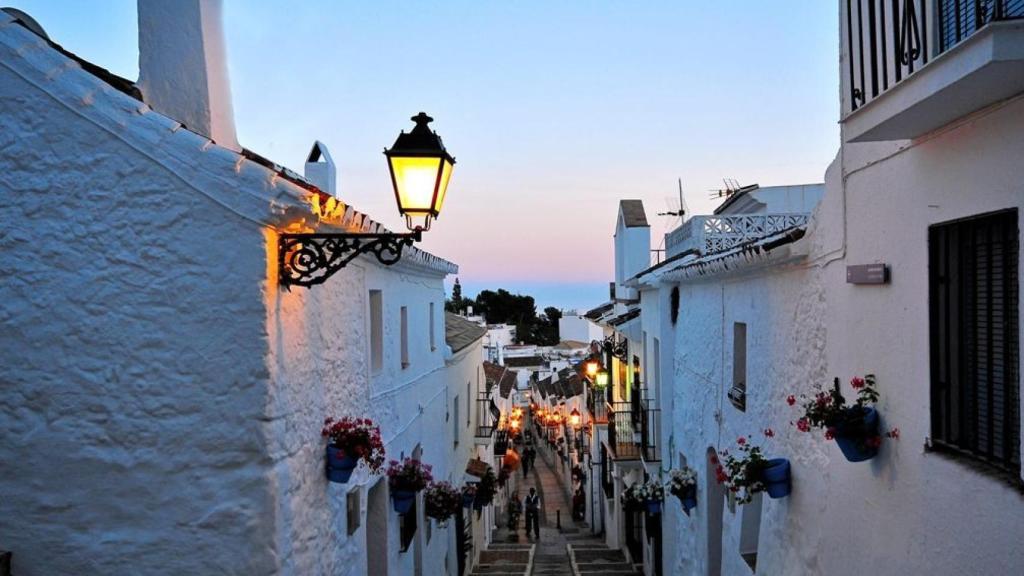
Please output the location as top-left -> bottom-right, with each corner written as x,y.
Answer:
645,500 -> 662,515
462,493 -> 476,509
392,489 -> 416,514
679,486 -> 697,515
760,458 -> 791,499
325,445 -> 357,484
833,407 -> 880,462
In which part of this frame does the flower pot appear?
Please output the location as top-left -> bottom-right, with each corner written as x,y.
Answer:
833,407 -> 880,462
645,500 -> 662,515
325,445 -> 357,484
759,458 -> 791,499
392,489 -> 416,514
678,485 -> 697,515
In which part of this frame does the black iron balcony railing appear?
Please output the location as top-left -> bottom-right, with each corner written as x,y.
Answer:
606,400 -> 660,462
600,443 -> 614,499
846,0 -> 1024,112
475,392 -> 496,439
586,389 -> 609,423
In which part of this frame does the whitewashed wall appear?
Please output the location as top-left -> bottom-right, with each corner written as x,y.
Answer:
0,13 -> 472,575
660,95 -> 1024,576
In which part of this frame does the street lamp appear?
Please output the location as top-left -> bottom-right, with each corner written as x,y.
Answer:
279,112 -> 455,288
594,369 -> 610,390
569,408 -> 581,429
585,359 -> 600,378
385,112 -> 456,232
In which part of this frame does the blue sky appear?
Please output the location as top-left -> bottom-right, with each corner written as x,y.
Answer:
12,1 -> 840,311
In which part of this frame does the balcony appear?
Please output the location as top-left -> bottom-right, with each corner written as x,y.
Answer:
606,400 -> 660,462
843,0 -> 1024,142
665,214 -> 810,259
475,392 -> 496,440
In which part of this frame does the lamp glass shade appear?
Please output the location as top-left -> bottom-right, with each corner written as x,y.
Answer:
569,409 -> 581,428
585,361 -> 599,377
595,371 -> 610,389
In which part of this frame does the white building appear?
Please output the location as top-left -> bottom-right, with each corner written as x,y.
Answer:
626,3 -> 1024,575
559,311 -> 606,344
0,4 -> 494,575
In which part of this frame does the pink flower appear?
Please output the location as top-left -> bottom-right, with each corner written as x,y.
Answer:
851,376 -> 865,389
796,418 -> 810,433
763,428 -> 775,438
786,395 -> 796,406
886,427 -> 900,440
824,428 -> 835,441
737,437 -> 747,446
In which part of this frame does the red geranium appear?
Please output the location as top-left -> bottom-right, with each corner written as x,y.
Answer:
322,416 -> 386,473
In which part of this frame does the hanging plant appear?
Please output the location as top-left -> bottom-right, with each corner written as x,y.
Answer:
621,482 -> 645,511
666,467 -> 698,515
387,458 -> 433,514
424,481 -> 461,524
474,468 -> 498,509
715,432 -> 790,503
321,417 -> 385,483
789,374 -> 899,462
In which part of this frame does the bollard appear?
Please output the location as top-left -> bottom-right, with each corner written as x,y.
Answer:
556,509 -> 561,529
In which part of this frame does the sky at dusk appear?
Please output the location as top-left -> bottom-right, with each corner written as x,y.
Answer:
13,1 -> 840,310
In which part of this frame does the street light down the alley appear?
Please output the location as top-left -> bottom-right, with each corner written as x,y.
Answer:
278,112 -> 455,288
569,408 -> 581,429
585,360 -> 600,378
595,370 -> 609,389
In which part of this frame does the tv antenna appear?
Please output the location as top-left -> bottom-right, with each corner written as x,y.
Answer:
658,178 -> 689,222
709,179 -> 755,199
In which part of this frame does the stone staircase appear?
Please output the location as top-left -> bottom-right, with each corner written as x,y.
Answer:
468,541 -> 534,576
566,532 -> 642,576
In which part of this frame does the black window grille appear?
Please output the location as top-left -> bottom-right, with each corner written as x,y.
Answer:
929,209 -> 1020,477
938,0 -> 1024,53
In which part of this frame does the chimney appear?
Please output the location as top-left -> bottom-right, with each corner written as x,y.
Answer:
304,141 -> 337,196
137,0 -> 240,152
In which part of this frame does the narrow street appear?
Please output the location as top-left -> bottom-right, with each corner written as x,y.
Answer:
471,426 -> 640,576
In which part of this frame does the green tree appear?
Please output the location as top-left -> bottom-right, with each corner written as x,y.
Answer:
446,278 -> 467,313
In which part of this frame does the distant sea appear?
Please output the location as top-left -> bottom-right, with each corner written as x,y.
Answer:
447,279 -> 609,314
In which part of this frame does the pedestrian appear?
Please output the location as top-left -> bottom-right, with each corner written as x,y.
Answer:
522,450 -> 530,477
508,491 -> 522,532
524,487 -> 541,540
572,487 -> 585,521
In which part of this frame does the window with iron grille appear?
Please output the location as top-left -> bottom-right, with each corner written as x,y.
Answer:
938,1 -> 1024,53
929,209 -> 1020,477
399,497 -> 417,552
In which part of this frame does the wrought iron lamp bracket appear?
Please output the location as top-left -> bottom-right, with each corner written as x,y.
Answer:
601,335 -> 629,362
279,230 -> 422,288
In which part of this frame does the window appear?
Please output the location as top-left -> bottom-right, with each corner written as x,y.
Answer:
399,497 -> 417,552
400,306 -> 409,369
453,395 -> 460,447
729,322 -> 747,412
429,302 -> 436,351
370,290 -> 383,373
466,381 -> 471,427
739,493 -> 762,571
929,209 -> 1019,476
346,489 -> 361,535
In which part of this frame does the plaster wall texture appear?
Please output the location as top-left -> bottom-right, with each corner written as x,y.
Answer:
658,95 -> 1024,576
0,40 -> 273,575
0,14 -> 473,575
614,220 -> 651,302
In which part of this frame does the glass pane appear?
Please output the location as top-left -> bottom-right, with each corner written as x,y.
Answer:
433,159 -> 454,215
390,156 -> 442,213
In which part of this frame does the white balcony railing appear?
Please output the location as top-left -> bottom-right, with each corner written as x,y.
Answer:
664,213 -> 810,258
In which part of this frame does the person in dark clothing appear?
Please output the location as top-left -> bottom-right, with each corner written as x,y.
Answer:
524,487 -> 541,539
522,446 -> 531,477
572,487 -> 586,521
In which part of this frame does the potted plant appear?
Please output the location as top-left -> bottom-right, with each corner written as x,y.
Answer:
621,482 -> 644,511
474,468 -> 498,510
321,417 -> 385,483
386,458 -> 432,514
666,467 -> 698,515
790,374 -> 898,462
715,433 -> 790,503
640,479 -> 665,515
424,481 -> 461,526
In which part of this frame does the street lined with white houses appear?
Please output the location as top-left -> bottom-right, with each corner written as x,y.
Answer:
1,1 -> 1022,575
